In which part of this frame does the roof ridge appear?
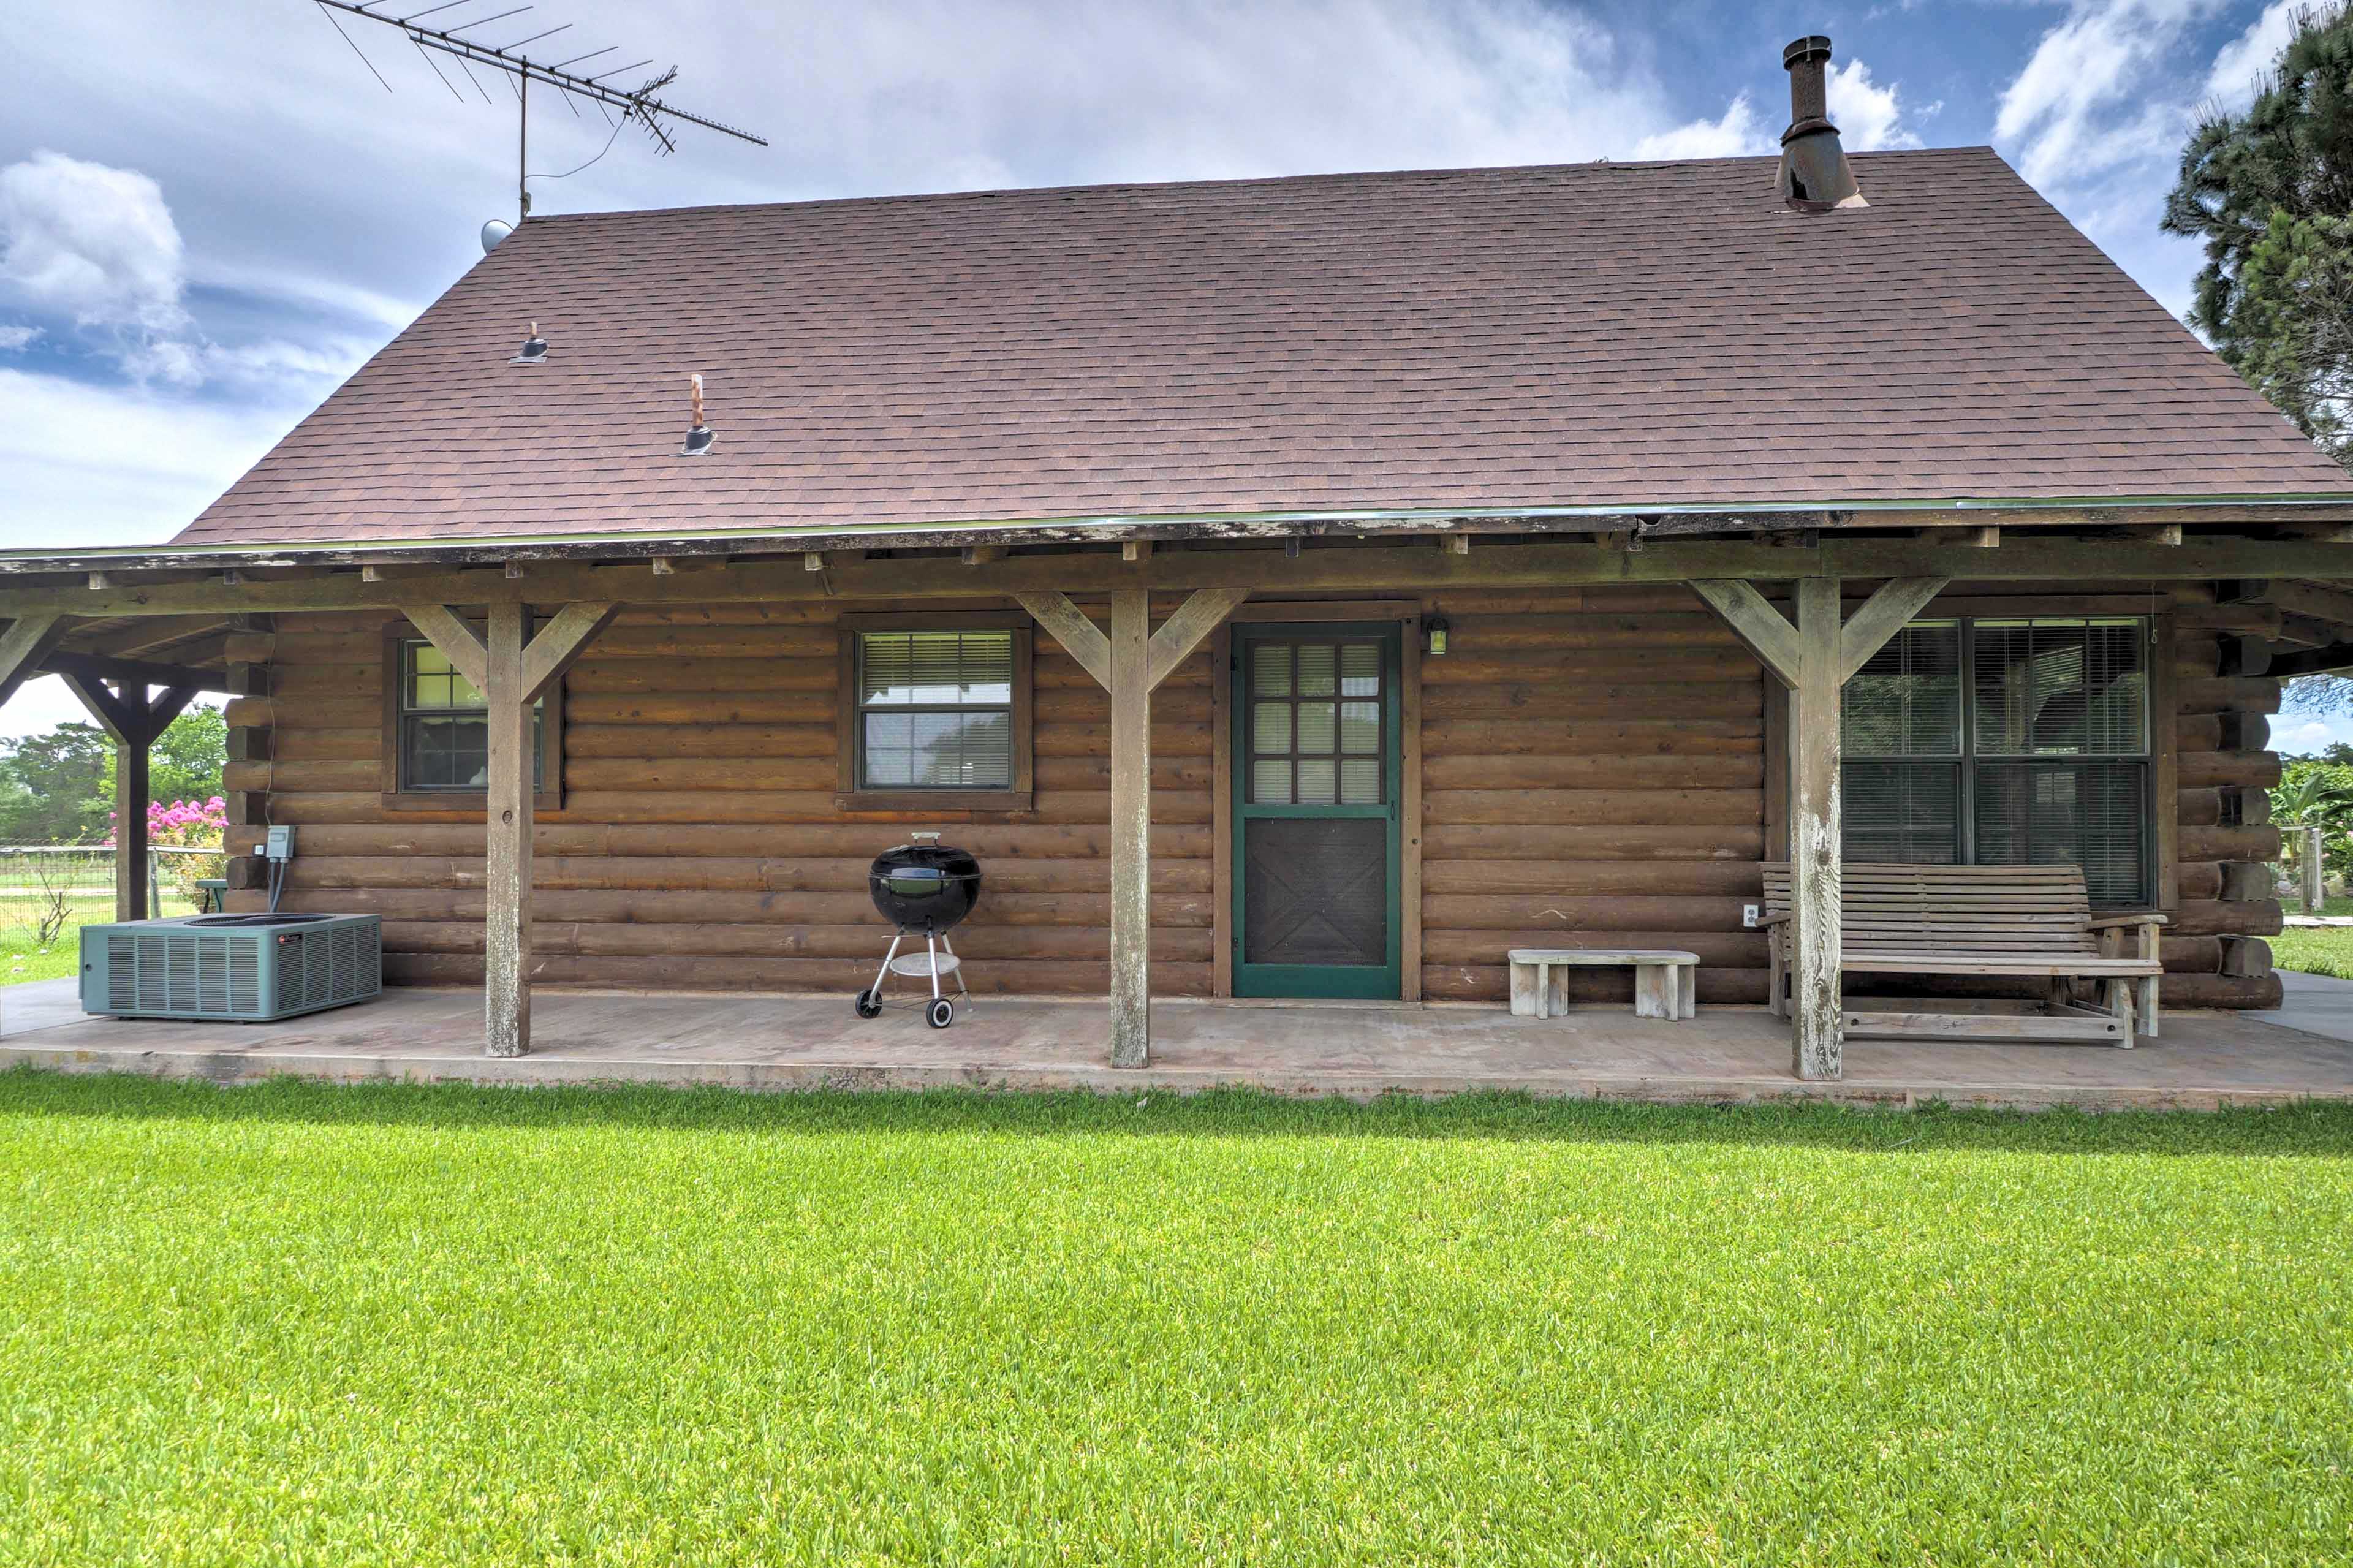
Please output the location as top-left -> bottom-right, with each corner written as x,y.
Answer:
522,145 -> 2002,226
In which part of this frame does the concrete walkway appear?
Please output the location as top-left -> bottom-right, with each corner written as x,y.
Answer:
2250,968 -> 2353,1044
7,978 -> 2353,1110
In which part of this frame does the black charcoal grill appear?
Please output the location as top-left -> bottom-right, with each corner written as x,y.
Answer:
855,833 -> 982,1028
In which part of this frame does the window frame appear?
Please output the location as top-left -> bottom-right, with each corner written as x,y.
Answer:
835,610 -> 1034,813
1838,613 -> 2162,908
378,621 -> 566,814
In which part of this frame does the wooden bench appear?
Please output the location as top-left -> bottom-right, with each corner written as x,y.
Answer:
1759,862 -> 2165,1045
1510,949 -> 1698,1021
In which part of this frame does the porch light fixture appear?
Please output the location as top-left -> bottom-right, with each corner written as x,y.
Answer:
1425,615 -> 1450,656
510,321 -> 548,365
680,373 -> 716,456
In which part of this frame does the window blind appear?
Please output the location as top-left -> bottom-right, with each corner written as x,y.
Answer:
857,631 -> 1015,790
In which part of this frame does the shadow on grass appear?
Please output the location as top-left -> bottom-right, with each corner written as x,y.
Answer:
4,1065 -> 2353,1157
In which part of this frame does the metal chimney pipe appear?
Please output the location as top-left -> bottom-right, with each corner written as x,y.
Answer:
1784,36 -> 1832,127
1776,34 -> 1864,210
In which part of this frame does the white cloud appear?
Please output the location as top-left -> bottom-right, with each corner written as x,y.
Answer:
2205,0 -> 2300,106
0,150 -> 186,331
0,324 -> 38,351
1632,94 -> 1771,159
1827,58 -> 1923,151
1631,54 -> 1919,162
1993,0 -> 2222,191
0,366 -> 311,554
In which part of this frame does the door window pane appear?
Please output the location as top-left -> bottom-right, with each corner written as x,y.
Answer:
1295,702 -> 1337,753
1252,644 -> 1292,697
1339,757 -> 1382,805
1297,643 -> 1336,697
1339,702 -> 1380,753
1297,758 -> 1337,805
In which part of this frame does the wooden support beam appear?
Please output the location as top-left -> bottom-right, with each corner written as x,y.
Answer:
1122,540 -> 1152,563
2270,641 -> 2353,678
1687,580 -> 1802,685
1012,591 -> 1112,689
961,545 -> 1007,566
804,552 -> 826,572
1442,534 -> 1471,555
650,556 -> 676,575
1788,578 -> 1844,1081
401,605 -> 489,692
26,537 -> 2353,621
502,561 -> 525,580
1837,577 -> 1950,684
517,602 -> 620,704
1143,588 -> 1250,691
481,602 -> 534,1058
1108,589 -> 1151,1068
58,673 -> 199,922
0,614 -> 65,708
2148,523 -> 2184,545
39,650 -> 232,695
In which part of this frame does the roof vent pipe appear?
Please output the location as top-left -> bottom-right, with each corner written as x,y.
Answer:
680,373 -> 716,456
1777,36 -> 1865,211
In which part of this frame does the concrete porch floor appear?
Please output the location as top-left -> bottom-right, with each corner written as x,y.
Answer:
7,978 -> 2353,1109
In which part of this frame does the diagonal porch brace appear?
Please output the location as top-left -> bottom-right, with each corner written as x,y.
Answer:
0,615 -> 67,710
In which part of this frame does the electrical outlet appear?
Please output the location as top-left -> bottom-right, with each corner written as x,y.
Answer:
264,825 -> 297,862
1743,903 -> 1759,928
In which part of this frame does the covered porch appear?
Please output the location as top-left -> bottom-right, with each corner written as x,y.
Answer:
9,979 -> 2352,1110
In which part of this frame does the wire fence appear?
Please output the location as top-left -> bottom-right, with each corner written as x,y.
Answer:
0,845 -> 230,954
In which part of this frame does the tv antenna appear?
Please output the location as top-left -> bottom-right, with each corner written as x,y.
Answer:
313,1 -> 767,224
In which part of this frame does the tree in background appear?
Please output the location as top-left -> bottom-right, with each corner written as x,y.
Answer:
2273,755 -> 2353,900
0,724 -> 110,844
2164,3 -> 2353,463
0,706 -> 227,846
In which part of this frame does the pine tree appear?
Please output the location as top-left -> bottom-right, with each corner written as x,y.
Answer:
2164,4 -> 2353,463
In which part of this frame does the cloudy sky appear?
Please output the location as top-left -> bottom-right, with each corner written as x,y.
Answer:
0,0 -> 2329,741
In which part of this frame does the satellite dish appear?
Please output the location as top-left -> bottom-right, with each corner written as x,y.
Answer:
480,219 -> 514,254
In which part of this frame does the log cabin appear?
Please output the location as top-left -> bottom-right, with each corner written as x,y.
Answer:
5,35 -> 2352,1081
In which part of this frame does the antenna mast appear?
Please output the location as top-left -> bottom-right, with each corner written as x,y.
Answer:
313,0 -> 767,222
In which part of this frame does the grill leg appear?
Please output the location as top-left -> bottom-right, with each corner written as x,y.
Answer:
926,933 -> 942,1001
868,932 -> 904,1004
941,932 -> 970,1008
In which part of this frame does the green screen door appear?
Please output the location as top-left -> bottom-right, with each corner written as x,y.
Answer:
1230,623 -> 1403,999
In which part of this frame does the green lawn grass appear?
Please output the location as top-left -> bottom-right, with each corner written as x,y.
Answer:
2271,922 -> 2353,979
0,894 -> 113,986
1,1075 -> 2349,1564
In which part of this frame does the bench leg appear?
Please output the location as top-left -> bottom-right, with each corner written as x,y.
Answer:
1767,928 -> 1787,1020
2137,976 -> 2159,1040
1678,964 -> 1696,1020
1509,961 -> 1540,1018
1634,963 -> 1670,1020
2104,977 -> 2137,1047
1545,964 -> 1569,1020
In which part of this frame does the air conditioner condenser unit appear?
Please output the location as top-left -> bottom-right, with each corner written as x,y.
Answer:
80,912 -> 383,1021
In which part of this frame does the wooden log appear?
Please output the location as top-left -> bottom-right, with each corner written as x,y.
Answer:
1421,681 -> 1762,722
2216,935 -> 2273,978
377,920 -> 1216,964
1788,577 -> 1844,1080
274,885 -> 1214,927
1419,716 -> 1762,754
243,790 -> 1216,828
290,853 -> 1213,895
2176,676 -> 2281,713
1423,790 -> 1762,827
2172,898 -> 2283,937
1420,893 -> 1751,930
1422,964 -> 1768,1006
227,820 -> 1213,861
2178,751 -> 2283,790
1421,929 -> 1767,966
1420,751 -> 1762,789
1422,824 -> 1764,860
381,951 -> 1216,997
2180,825 -> 2281,862
1419,859 -> 1767,896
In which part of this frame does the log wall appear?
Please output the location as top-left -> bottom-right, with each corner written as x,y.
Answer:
220,579 -> 2283,1008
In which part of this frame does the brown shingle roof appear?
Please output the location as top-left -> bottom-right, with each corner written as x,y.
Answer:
173,148 -> 2353,547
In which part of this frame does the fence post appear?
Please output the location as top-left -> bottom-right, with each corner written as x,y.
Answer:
148,847 -> 162,920
2307,824 -> 2326,916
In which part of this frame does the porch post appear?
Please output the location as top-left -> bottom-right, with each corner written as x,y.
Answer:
1690,574 -> 1947,1080
1787,578 -> 1844,1080
1108,589 -> 1152,1066
57,673 -> 200,923
405,600 -> 618,1057
0,615 -> 66,708
482,602 -> 536,1058
1016,584 -> 1249,1067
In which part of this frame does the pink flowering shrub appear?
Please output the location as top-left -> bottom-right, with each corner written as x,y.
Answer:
102,797 -> 227,909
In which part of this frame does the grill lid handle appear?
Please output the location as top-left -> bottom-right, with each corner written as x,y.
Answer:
910,831 -> 941,843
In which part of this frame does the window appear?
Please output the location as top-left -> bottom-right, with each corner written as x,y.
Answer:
836,613 -> 1033,809
1843,617 -> 2153,904
380,628 -> 559,810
